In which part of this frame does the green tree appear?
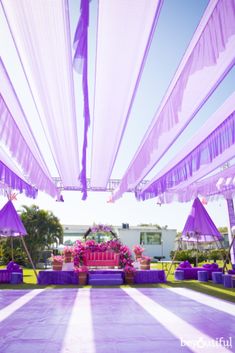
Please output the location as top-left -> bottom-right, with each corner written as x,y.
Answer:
20,205 -> 63,266
218,226 -> 228,234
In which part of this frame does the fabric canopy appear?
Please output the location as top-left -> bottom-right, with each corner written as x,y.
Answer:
2,0 -> 80,186
181,197 -> 222,243
0,200 -> 27,237
0,0 -> 235,204
112,0 -> 235,201
137,92 -> 235,201
90,0 -> 163,188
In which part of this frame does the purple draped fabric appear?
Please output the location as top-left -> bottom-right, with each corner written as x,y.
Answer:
0,200 -> 27,237
160,162 -> 235,204
134,270 -> 166,283
2,1 -> 80,188
138,110 -> 235,200
73,0 -> 90,200
181,197 -> 222,242
90,0 -> 163,189
0,160 -> 37,198
0,270 -> 11,283
0,94 -> 55,197
38,270 -> 79,285
112,0 -> 235,202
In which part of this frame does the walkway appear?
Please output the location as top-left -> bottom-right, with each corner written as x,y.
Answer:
0,288 -> 234,353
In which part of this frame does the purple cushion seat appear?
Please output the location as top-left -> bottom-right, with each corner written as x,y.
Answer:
203,263 -> 219,270
178,260 -> 192,269
228,270 -> 235,275
6,261 -> 23,274
175,266 -> 222,280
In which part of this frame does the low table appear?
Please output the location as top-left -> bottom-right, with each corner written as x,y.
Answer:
38,270 -> 78,285
0,270 -> 11,283
134,270 -> 166,284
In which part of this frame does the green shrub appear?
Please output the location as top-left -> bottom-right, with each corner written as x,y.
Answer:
208,249 -> 227,262
170,249 -> 207,265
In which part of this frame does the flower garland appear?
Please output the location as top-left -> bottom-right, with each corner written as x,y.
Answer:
90,224 -> 113,233
73,239 -> 133,268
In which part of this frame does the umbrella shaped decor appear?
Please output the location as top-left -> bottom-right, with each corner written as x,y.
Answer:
0,200 -> 38,281
0,200 -> 27,237
181,197 -> 222,267
181,197 -> 222,243
167,197 -> 222,278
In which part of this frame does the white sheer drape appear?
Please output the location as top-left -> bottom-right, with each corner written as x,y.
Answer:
2,0 -> 80,187
90,0 -> 163,188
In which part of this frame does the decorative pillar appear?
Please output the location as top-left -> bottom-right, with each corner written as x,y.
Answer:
226,198 -> 235,264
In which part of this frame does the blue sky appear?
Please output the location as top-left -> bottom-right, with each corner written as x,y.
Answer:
0,0 -> 233,231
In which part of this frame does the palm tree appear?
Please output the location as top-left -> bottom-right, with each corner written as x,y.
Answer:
19,205 -> 63,266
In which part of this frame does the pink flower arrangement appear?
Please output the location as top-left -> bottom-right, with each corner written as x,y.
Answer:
106,239 -> 121,253
140,256 -> 151,262
124,265 -> 136,274
132,245 -> 144,255
85,239 -> 96,248
74,266 -> 89,273
52,255 -> 63,263
73,238 -> 134,268
62,246 -> 73,254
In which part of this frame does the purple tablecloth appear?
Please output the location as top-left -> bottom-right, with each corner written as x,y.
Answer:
0,270 -> 11,283
38,269 -> 166,285
134,270 -> 166,283
38,270 -> 79,285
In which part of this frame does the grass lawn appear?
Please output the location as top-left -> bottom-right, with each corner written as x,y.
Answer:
0,264 -> 234,303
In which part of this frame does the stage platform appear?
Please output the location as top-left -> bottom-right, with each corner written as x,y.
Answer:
38,269 -> 166,285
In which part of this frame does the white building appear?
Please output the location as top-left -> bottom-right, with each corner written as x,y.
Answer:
63,224 -> 176,260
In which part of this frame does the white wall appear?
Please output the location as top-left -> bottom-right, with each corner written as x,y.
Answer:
117,226 -> 176,260
117,228 -> 139,252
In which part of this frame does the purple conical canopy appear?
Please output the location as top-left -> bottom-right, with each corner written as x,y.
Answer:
0,200 -> 27,237
181,197 -> 222,242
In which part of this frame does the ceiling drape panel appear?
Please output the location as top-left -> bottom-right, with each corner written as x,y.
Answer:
0,60 -> 57,197
73,0 -> 90,200
1,0 -> 80,186
0,96 -> 57,197
162,145 -> 235,202
90,0 -> 163,188
139,111 -> 235,200
0,146 -> 27,181
0,59 -> 51,178
162,163 -> 235,204
137,92 -> 235,200
112,0 -> 235,201
0,159 -> 37,198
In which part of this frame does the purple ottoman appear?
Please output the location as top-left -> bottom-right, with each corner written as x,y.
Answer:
10,272 -> 23,284
198,271 -> 208,282
223,274 -> 232,288
174,270 -> 184,280
212,272 -> 223,284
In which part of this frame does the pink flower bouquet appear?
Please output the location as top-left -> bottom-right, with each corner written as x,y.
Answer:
132,245 -> 144,255
124,265 -> 136,274
74,265 -> 89,273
